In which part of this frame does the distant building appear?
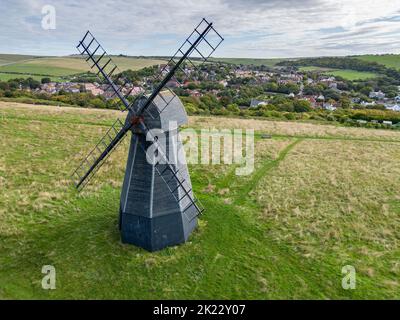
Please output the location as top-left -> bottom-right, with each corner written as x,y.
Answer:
386,104 -> 400,112
369,90 -> 385,99
187,90 -> 202,98
361,100 -> 375,107
218,80 -> 228,87
323,102 -> 336,111
84,83 -> 104,96
166,79 -> 181,88
303,96 -> 317,107
250,99 -> 268,108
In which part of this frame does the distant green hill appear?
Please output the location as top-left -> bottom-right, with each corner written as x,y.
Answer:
0,54 -> 167,82
0,54 -> 39,66
355,54 -> 400,70
1,53 -> 399,82
209,57 -> 293,67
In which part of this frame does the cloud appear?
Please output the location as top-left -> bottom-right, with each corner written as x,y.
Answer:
0,0 -> 399,58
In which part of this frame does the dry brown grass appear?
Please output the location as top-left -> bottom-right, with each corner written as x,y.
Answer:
189,116 -> 400,141
252,139 -> 400,284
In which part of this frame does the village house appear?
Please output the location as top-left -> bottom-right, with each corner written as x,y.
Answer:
323,102 -> 337,111
303,96 -> 317,107
385,104 -> 400,112
369,90 -> 386,99
234,70 -> 253,78
187,90 -> 202,97
166,79 -> 181,88
361,100 -> 376,107
40,82 -> 57,94
250,98 -> 268,108
84,83 -> 104,96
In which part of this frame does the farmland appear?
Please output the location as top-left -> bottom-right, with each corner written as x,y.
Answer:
0,55 -> 167,82
299,66 -> 379,80
210,57 -> 290,67
0,54 -> 39,66
356,54 -> 400,70
0,102 -> 399,299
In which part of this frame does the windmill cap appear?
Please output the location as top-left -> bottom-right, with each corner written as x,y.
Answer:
131,91 -> 188,132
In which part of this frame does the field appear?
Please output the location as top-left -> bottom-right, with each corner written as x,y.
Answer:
0,73 -> 64,82
356,54 -> 400,70
0,54 -> 39,66
325,69 -> 379,80
0,55 -> 167,82
0,102 -> 399,299
210,57 -> 291,67
299,66 -> 379,80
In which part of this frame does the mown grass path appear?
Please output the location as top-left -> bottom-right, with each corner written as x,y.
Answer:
197,138 -> 359,299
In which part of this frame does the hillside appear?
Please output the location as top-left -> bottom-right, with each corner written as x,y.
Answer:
209,57 -> 291,67
356,54 -> 400,70
299,66 -> 379,80
0,54 -> 39,66
0,102 -> 399,299
0,54 -> 167,82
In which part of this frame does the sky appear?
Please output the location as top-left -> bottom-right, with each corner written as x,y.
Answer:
0,0 -> 400,58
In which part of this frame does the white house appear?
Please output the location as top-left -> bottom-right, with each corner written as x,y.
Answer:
385,104 -> 400,112
250,99 -> 268,108
323,102 -> 336,111
369,90 -> 385,99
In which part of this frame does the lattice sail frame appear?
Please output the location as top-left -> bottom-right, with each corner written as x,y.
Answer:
138,18 -> 224,119
72,18 -> 223,204
77,31 -> 133,111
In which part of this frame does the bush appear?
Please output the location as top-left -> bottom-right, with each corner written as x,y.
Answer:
293,100 -> 312,113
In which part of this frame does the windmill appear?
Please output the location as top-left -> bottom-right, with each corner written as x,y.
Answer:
72,19 -> 224,251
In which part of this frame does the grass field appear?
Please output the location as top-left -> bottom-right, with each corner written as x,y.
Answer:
0,102 -> 399,299
0,55 -> 167,82
299,66 -> 379,80
210,57 -> 291,67
356,54 -> 400,70
0,54 -> 39,66
0,73 -> 64,82
324,69 -> 379,80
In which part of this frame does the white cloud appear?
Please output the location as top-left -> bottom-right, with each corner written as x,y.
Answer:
0,0 -> 399,57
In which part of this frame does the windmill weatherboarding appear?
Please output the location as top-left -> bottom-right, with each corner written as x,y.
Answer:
72,19 -> 224,251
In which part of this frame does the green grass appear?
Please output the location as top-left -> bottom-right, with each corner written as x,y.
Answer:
209,57 -> 292,67
299,65 -> 379,80
0,102 -> 399,299
325,69 -> 379,80
0,54 -> 39,66
0,73 -> 64,82
0,63 -> 82,77
356,54 -> 400,70
0,55 -> 167,82
299,66 -> 331,72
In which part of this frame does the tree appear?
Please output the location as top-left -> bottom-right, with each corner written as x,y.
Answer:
41,77 -> 51,84
360,85 -> 373,96
293,99 -> 312,113
227,103 -> 240,114
339,96 -> 351,109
